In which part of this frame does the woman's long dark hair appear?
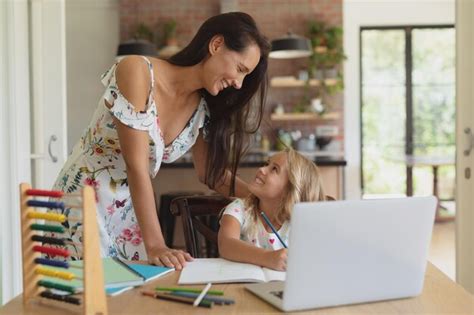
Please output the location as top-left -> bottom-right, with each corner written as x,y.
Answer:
168,12 -> 270,195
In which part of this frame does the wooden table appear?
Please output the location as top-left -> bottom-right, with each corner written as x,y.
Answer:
1,263 -> 472,314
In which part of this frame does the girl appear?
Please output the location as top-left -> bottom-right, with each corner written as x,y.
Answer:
49,12 -> 270,269
218,149 -> 326,271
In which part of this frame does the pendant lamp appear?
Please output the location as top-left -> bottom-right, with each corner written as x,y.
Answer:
269,33 -> 312,59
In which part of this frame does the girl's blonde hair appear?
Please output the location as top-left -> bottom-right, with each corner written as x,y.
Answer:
243,148 -> 326,231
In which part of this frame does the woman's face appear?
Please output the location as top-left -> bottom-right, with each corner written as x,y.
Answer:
249,152 -> 289,201
202,35 -> 261,96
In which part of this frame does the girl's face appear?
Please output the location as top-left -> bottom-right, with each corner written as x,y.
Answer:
202,35 -> 261,96
248,152 -> 289,201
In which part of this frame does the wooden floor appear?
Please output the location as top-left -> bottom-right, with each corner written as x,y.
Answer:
429,221 -> 455,280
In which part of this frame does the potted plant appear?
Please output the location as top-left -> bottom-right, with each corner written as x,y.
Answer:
308,20 -> 326,80
134,23 -> 154,42
322,26 -> 345,80
158,19 -> 181,58
162,19 -> 177,46
308,20 -> 326,50
117,23 -> 156,58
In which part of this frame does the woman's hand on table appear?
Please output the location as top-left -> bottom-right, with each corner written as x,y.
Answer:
147,247 -> 193,270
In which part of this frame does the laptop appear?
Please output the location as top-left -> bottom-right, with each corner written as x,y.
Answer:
245,196 -> 437,312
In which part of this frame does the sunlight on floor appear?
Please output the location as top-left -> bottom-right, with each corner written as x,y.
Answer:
429,221 -> 455,280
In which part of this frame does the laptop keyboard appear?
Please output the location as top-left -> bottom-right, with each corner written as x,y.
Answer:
270,290 -> 284,299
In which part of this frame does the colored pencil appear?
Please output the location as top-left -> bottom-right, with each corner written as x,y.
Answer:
168,291 -> 235,305
141,291 -> 213,308
260,211 -> 288,248
155,286 -> 224,296
193,283 -> 212,307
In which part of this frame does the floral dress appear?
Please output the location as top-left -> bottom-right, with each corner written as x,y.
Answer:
50,56 -> 210,260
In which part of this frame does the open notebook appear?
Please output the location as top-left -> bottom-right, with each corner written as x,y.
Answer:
178,258 -> 286,284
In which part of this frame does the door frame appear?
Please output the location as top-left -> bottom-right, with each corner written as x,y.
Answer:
455,0 -> 474,293
30,0 -> 68,190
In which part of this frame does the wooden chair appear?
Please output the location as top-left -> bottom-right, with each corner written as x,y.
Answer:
170,195 -> 232,258
170,194 -> 336,258
155,191 -> 203,247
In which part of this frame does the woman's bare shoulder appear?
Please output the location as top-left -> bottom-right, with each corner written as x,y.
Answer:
115,56 -> 152,112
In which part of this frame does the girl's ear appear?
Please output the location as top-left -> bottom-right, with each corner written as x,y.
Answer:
209,35 -> 225,55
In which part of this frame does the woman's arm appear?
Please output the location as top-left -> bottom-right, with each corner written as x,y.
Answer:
113,56 -> 192,269
218,215 -> 287,271
192,134 -> 250,198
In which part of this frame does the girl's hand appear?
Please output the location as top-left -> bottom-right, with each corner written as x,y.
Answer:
263,248 -> 288,271
147,246 -> 193,270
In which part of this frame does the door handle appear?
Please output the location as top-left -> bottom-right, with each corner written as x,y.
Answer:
464,128 -> 474,156
48,135 -> 58,163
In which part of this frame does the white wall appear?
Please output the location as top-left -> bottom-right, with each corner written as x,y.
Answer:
0,0 -> 5,304
0,0 -> 32,305
343,0 -> 455,199
66,0 -> 119,152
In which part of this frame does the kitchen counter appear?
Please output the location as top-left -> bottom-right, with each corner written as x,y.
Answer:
161,155 -> 347,169
154,154 -> 346,201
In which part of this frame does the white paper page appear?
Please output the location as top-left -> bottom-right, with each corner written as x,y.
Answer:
178,258 -> 266,284
262,268 -> 286,282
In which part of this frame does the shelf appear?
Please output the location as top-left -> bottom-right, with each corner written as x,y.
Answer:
270,76 -> 338,87
270,112 -> 340,121
314,46 -> 328,53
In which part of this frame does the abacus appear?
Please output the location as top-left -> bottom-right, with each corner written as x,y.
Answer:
19,183 -> 108,315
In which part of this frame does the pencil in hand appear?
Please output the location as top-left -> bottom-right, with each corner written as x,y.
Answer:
260,211 -> 288,248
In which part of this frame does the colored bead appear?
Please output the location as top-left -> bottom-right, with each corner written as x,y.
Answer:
27,200 -> 65,210
34,258 -> 69,269
39,291 -> 81,305
27,211 -> 66,223
33,245 -> 70,257
26,189 -> 64,198
35,266 -> 76,280
32,235 -> 66,246
30,223 -> 65,233
37,280 -> 76,294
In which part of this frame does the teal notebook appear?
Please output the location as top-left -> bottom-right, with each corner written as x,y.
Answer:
105,263 -> 173,296
126,263 -> 173,282
45,257 -> 145,290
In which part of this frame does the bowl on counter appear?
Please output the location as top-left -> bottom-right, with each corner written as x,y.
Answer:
316,136 -> 332,150
296,136 -> 316,152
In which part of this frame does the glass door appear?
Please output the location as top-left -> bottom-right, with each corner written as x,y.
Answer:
361,26 -> 455,204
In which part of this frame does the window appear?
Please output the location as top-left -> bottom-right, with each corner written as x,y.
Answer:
361,26 -> 455,200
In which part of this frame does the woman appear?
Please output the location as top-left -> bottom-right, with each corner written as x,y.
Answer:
52,12 -> 270,269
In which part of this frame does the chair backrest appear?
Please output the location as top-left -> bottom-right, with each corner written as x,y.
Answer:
170,194 -> 335,258
170,195 -> 232,258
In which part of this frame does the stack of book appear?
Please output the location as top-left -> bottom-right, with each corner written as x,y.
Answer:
45,257 -> 174,296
